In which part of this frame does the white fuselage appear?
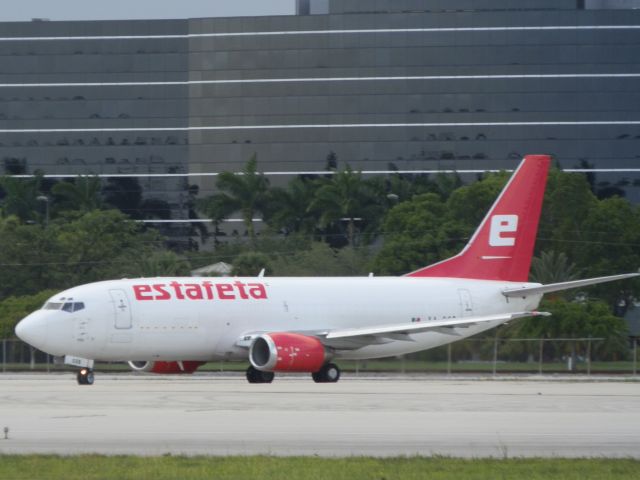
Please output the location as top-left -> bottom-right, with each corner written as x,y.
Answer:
18,276 -> 542,362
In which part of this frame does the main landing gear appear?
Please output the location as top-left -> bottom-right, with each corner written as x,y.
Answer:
76,368 -> 94,385
246,366 -> 274,383
245,363 -> 341,383
312,363 -> 340,383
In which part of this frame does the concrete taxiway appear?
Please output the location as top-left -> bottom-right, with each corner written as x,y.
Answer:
0,373 -> 639,458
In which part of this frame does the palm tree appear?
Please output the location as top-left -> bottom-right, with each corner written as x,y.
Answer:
309,166 -> 380,247
265,177 -> 319,235
52,176 -> 104,213
0,174 -> 43,223
530,250 -> 579,285
199,155 -> 270,242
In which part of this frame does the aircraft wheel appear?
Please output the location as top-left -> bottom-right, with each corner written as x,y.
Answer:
312,363 -> 340,383
76,368 -> 94,386
246,366 -> 273,384
261,371 -> 274,383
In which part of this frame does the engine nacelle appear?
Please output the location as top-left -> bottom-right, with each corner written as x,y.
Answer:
127,360 -> 204,374
249,332 -> 327,373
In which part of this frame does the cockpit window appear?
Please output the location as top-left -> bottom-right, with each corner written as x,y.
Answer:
44,302 -> 85,312
43,302 -> 63,310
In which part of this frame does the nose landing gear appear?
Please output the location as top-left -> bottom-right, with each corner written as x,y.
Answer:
61,356 -> 95,385
76,368 -> 94,385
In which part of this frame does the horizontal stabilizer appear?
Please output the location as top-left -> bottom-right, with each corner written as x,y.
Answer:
325,311 -> 548,340
502,273 -> 639,298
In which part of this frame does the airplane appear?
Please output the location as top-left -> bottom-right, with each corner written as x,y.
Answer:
15,155 -> 638,385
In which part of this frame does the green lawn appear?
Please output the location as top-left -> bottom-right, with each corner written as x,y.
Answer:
0,456 -> 638,480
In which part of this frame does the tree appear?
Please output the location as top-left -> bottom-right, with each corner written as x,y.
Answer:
54,209 -> 163,285
373,193 -> 466,275
537,169 -> 598,255
530,250 -> 579,285
0,290 -> 57,338
231,252 -> 273,276
0,216 -> 57,297
517,298 -> 629,366
126,250 -> 190,277
372,171 -> 509,275
199,155 -> 270,242
446,171 -> 509,226
265,177 -> 319,235
569,196 -> 640,308
271,242 -> 370,276
309,166 -> 381,247
51,176 -> 104,213
0,174 -> 44,223
0,209 -> 168,299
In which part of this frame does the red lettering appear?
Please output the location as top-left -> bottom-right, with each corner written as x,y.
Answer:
216,283 -> 235,300
133,285 -> 153,300
133,281 -> 267,301
234,281 -> 249,299
184,284 -> 204,300
153,284 -> 171,300
202,281 -> 215,300
170,281 -> 185,300
248,283 -> 267,299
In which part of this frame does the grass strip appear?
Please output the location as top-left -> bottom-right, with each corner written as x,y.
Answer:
0,455 -> 638,480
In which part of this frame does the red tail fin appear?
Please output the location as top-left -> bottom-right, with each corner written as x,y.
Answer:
406,155 -> 550,282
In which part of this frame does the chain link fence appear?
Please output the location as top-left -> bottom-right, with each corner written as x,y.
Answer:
1,337 -> 638,375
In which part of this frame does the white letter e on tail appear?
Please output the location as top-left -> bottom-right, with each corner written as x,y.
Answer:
489,215 -> 518,246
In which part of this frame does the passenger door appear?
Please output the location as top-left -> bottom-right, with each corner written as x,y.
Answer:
109,289 -> 132,329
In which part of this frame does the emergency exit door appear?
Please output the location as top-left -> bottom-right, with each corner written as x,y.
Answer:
458,289 -> 473,317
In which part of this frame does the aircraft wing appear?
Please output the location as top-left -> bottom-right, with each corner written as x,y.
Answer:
322,311 -> 548,341
235,311 -> 549,350
502,273 -> 639,298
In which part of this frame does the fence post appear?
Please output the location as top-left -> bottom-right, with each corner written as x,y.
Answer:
2,339 -> 6,373
447,343 -> 452,376
538,338 -> 544,375
492,333 -> 498,376
586,337 -> 591,376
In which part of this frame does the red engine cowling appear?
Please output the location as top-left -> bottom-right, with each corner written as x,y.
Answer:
127,360 -> 205,374
249,332 -> 327,373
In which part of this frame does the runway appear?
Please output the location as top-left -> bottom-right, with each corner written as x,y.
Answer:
1,373 -> 639,458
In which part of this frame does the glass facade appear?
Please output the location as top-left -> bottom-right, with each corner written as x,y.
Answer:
1,0 -> 640,227
0,19 -> 190,241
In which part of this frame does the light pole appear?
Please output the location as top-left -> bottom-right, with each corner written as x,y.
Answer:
36,195 -> 49,226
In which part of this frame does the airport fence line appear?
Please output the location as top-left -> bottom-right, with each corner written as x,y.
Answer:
1,337 -> 638,375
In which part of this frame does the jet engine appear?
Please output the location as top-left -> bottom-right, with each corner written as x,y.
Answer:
249,332 -> 328,372
127,360 -> 205,374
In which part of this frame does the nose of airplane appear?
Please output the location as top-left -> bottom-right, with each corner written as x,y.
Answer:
15,312 -> 48,351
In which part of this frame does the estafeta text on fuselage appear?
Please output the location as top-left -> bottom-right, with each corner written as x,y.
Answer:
132,280 -> 268,301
